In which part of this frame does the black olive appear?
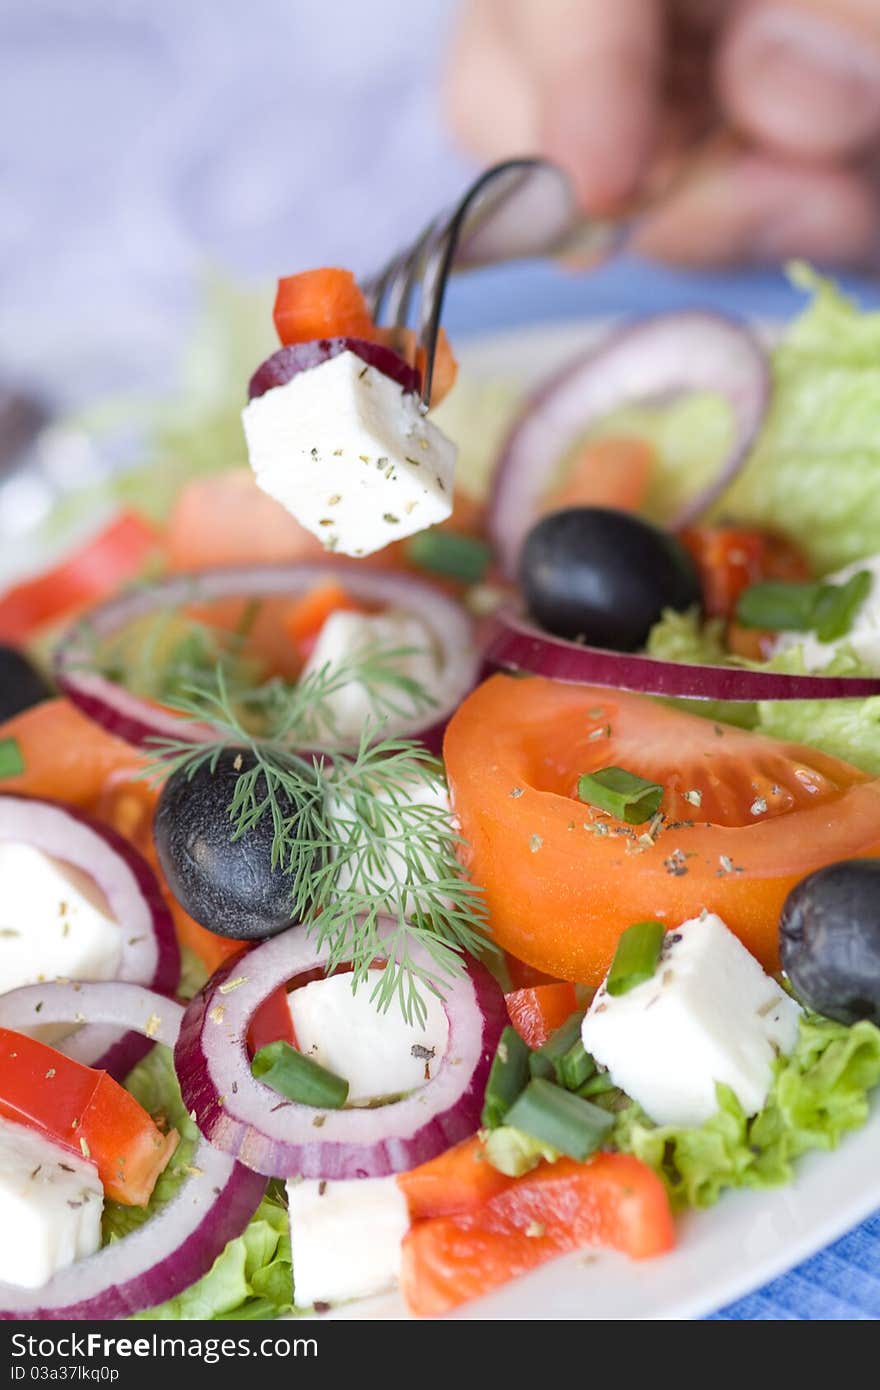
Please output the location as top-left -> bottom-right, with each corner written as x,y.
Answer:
0,645 -> 52,721
780,860 -> 880,1025
519,506 -> 701,651
154,748 -> 316,940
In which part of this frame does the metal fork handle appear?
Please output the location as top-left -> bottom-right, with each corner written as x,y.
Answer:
361,158 -> 619,409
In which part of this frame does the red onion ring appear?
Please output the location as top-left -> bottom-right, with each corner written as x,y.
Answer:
0,982 -> 265,1321
0,795 -> 179,1078
175,921 -> 506,1180
248,336 -> 421,400
54,562 -> 480,753
489,311 -> 771,577
486,607 -> 880,701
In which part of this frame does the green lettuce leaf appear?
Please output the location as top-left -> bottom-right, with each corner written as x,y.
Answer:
613,1014 -> 880,1209
611,265 -> 880,574
646,611 -> 880,771
755,642 -> 880,773
720,268 -> 880,573
104,1046 -> 292,1320
645,607 -> 758,730
135,1194 -> 292,1322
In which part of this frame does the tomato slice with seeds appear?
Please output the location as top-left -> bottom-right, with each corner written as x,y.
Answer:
444,674 -> 880,982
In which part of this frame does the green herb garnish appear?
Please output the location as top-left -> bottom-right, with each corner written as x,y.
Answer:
251,1041 -> 349,1109
736,569 -> 871,642
405,530 -> 492,585
503,1078 -> 614,1162
482,1025 -> 532,1129
577,767 -> 664,824
529,1011 -> 587,1084
146,646 -> 489,1026
606,920 -> 666,997
0,737 -> 24,779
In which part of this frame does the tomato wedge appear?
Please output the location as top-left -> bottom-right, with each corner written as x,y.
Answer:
0,512 -> 159,643
0,1029 -> 177,1205
680,524 -> 811,621
0,699 -> 145,808
164,471 -> 327,573
505,983 -> 578,1048
445,674 -> 880,982
397,1137 -> 512,1221
401,1153 -> 674,1316
247,987 -> 297,1056
542,437 -> 654,515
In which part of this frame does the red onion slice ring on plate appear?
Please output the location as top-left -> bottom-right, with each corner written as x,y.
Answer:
0,795 -> 179,1078
248,336 -> 421,400
0,982 -> 265,1321
54,562 -> 480,753
486,607 -> 880,701
175,920 -> 506,1180
489,311 -> 770,577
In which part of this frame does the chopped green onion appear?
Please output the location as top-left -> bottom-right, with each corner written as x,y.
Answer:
251,1041 -> 349,1109
483,1125 -> 560,1178
0,738 -> 24,779
736,570 -> 871,642
557,1038 -> 595,1092
404,530 -> 492,584
606,920 -> 666,997
577,766 -> 663,824
812,570 -> 871,642
577,1070 -> 617,1099
503,1079 -> 613,1162
529,1011 -> 589,1088
481,1025 -> 531,1129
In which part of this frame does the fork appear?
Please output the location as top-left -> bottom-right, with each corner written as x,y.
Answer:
360,157 -> 625,411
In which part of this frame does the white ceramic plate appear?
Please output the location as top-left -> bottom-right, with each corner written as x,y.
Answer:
14,316 -> 878,1320
313,317 -> 880,1320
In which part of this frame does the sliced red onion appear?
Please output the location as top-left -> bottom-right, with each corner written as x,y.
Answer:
486,607 -> 880,701
54,562 -> 480,752
0,795 -> 179,1078
175,921 -> 507,1180
0,982 -> 265,1321
489,311 -> 771,576
248,336 -> 420,401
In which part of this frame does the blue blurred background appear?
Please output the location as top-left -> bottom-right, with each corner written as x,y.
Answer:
3,0 -> 879,410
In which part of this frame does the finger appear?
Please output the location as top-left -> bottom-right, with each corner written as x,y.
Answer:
718,0 -> 880,160
520,0 -> 665,211
632,148 -> 880,267
444,0 -> 539,160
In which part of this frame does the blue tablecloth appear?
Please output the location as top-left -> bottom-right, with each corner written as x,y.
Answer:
447,256 -> 880,1321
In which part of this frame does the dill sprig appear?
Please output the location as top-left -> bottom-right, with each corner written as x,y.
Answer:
147,650 -> 489,1024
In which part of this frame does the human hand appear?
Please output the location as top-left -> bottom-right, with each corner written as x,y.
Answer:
445,0 -> 880,267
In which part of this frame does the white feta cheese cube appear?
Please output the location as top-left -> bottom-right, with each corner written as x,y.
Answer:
581,913 -> 801,1127
287,966 -> 449,1105
300,608 -> 441,742
327,771 -> 452,918
287,1175 -> 409,1309
0,842 -> 121,995
0,1118 -> 103,1288
772,553 -> 880,673
242,350 -> 455,557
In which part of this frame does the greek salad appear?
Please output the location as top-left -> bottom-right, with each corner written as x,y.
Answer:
0,263 -> 879,1319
